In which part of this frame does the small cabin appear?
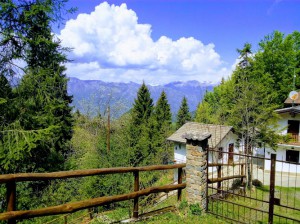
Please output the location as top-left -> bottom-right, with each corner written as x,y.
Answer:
167,122 -> 240,179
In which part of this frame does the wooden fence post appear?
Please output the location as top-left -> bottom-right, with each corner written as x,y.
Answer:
133,171 -> 139,219
268,154 -> 276,224
177,167 -> 183,201
6,181 -> 16,224
217,165 -> 221,194
241,164 -> 244,184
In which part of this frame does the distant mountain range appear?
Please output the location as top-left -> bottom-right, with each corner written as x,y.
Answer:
68,77 -> 216,119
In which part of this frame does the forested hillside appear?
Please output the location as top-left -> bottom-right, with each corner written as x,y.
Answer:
195,31 -> 300,152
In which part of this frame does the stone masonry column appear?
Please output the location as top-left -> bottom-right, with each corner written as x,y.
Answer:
183,131 -> 211,210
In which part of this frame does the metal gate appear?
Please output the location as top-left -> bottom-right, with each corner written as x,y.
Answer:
206,149 -> 300,223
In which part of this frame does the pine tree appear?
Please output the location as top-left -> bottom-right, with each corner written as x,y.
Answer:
129,83 -> 154,167
0,74 -> 13,126
131,82 -> 153,126
0,0 -> 73,172
154,91 -> 172,133
153,91 -> 172,164
176,97 -> 191,129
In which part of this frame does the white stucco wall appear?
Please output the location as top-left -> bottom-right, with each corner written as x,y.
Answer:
173,132 -> 239,165
260,112 -> 300,173
174,143 -> 186,164
212,132 -> 240,162
173,131 -> 239,179
276,113 -> 300,135
264,146 -> 300,173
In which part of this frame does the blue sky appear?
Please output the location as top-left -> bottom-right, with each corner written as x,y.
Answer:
58,0 -> 300,84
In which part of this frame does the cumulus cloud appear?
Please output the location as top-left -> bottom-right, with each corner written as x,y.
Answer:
59,2 -> 230,84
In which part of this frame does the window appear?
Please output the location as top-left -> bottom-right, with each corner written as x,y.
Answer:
218,147 -> 223,160
286,150 -> 299,163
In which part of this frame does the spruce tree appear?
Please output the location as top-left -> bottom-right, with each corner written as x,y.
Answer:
0,74 -> 14,128
129,83 -> 154,166
153,91 -> 172,164
176,97 -> 191,129
154,91 -> 172,133
131,82 -> 153,126
0,0 -> 73,172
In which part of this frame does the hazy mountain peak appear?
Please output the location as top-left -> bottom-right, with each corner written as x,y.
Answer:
68,77 -> 215,118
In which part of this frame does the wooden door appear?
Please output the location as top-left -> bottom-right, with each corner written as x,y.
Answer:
228,143 -> 234,164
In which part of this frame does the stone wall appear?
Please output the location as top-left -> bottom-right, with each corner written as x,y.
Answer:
185,135 -> 209,210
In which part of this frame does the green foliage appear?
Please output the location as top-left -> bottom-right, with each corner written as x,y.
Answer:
255,31 -> 300,106
66,114 -> 133,205
179,200 -> 188,210
131,82 -> 154,127
0,0 -> 74,77
152,91 -> 173,164
176,97 -> 191,129
0,0 -> 73,173
154,91 -> 172,132
194,32 -> 300,189
0,74 -> 14,127
195,31 -> 300,150
9,69 -> 73,173
252,179 -> 263,188
129,83 -> 155,167
231,179 -> 243,190
0,123 -> 58,172
189,203 -> 202,216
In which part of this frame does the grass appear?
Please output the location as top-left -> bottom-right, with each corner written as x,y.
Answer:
139,211 -> 227,224
38,171 -> 299,224
208,185 -> 300,224
90,193 -> 227,224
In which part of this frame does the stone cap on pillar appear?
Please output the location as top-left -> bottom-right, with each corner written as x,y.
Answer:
182,131 -> 211,141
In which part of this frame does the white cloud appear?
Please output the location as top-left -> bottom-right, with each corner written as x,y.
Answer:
59,2 -> 230,84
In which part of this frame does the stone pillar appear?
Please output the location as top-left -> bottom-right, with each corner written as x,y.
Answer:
183,131 -> 211,210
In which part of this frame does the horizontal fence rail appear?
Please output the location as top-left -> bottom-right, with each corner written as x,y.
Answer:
0,164 -> 186,183
0,183 -> 186,221
0,164 -> 186,223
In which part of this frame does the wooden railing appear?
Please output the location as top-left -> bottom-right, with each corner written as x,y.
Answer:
0,164 -> 186,223
289,133 -> 299,143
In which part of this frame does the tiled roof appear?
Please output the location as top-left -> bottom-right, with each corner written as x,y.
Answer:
167,122 -> 233,148
275,106 -> 300,114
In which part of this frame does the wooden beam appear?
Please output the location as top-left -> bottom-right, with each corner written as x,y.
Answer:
0,183 -> 186,221
0,164 -> 186,184
208,175 -> 246,184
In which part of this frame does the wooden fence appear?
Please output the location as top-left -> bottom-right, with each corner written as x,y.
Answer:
0,164 -> 186,223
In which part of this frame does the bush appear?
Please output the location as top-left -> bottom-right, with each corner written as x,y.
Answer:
252,179 -> 263,187
231,179 -> 242,190
189,203 -> 202,216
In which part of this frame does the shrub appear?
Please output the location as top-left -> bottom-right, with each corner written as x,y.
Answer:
231,179 -> 242,190
252,179 -> 263,187
189,203 -> 202,216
